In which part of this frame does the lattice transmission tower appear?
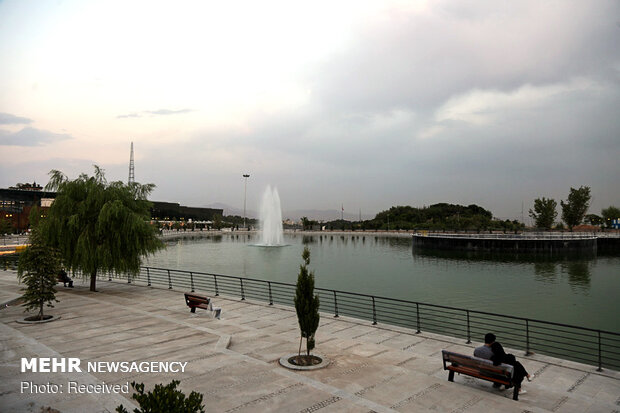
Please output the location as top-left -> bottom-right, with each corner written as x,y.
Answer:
128,142 -> 135,184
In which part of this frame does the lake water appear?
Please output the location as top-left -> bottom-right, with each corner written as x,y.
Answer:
144,233 -> 620,333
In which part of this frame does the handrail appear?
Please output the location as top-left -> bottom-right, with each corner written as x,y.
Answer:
118,266 -> 620,371
414,232 -> 599,240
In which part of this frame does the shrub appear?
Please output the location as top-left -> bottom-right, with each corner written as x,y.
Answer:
116,380 -> 205,413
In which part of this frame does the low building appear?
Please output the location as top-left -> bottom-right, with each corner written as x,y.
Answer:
1,184 -> 223,233
150,201 -> 222,222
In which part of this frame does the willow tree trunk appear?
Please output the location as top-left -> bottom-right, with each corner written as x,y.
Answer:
90,270 -> 97,292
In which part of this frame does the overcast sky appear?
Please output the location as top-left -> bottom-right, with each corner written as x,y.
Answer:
1,0 -> 619,221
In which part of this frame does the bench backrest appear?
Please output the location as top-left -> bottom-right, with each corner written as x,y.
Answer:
442,350 -> 513,379
184,293 -> 210,306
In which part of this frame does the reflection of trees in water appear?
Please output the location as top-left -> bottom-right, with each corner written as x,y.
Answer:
561,261 -> 593,292
412,247 -> 594,293
0,254 -> 19,271
533,261 -> 557,283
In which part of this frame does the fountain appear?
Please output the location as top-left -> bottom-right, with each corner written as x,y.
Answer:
258,185 -> 284,246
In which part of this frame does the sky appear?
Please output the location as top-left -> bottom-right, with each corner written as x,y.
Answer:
1,0 -> 619,222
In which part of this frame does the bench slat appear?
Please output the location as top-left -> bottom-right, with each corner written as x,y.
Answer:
442,350 -> 519,401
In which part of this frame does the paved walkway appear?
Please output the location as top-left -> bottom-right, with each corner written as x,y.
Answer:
1,270 -> 618,413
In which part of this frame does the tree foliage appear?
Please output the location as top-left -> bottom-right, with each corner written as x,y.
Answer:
560,186 -> 592,230
529,197 -> 557,229
361,203 -> 519,231
42,166 -> 164,291
601,206 -> 620,228
17,218 -> 62,320
0,217 -> 13,235
294,247 -> 320,357
117,380 -> 205,413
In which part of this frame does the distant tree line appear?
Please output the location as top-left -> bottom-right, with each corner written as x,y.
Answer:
311,203 -> 524,232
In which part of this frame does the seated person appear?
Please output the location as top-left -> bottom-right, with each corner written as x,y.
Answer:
477,332 -> 534,394
58,269 -> 73,288
474,333 -> 495,360
474,333 -> 501,388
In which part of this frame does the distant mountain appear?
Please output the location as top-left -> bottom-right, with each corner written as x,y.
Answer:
205,203 -> 375,222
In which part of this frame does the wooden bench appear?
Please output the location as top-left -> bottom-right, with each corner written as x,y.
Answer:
57,272 -> 73,288
442,350 -> 520,400
184,293 -> 221,319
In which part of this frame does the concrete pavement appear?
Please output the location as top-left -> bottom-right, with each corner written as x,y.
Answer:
1,270 -> 618,413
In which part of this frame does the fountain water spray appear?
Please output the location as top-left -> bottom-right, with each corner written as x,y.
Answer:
259,185 -> 284,246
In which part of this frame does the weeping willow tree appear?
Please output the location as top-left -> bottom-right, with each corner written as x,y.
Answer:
42,166 -> 164,292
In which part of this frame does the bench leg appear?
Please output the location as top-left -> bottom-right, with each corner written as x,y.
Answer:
190,307 -> 196,313
513,386 -> 519,401
448,370 -> 455,382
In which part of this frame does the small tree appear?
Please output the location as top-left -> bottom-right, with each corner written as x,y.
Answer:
294,247 -> 320,358
117,380 -> 205,413
0,217 -> 13,235
584,214 -> 603,226
529,197 -> 557,230
601,206 -> 620,228
561,186 -> 592,230
17,230 -> 62,321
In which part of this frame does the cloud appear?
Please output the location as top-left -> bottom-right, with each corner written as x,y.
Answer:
116,113 -> 142,119
0,127 -> 72,146
145,109 -> 193,116
0,112 -> 32,125
117,109 -> 193,119
312,1 -> 620,115
434,78 -> 602,126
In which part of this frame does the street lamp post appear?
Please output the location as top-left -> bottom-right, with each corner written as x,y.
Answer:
243,174 -> 250,230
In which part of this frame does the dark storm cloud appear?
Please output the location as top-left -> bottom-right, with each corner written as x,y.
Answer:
312,1 -> 620,114
128,1 -> 620,218
0,127 -> 72,146
0,112 -> 32,124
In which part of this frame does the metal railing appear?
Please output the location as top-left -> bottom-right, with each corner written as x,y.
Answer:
415,232 -> 598,240
114,266 -> 620,371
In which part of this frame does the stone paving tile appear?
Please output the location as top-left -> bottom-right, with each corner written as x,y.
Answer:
1,270 -> 619,413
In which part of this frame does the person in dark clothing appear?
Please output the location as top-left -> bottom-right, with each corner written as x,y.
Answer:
58,269 -> 73,288
486,333 -> 534,394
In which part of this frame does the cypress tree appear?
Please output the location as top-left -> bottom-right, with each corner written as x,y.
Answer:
294,247 -> 320,358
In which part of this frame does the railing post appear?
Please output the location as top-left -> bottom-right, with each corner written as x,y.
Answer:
167,269 -> 172,289
147,267 -> 151,287
525,320 -> 532,355
214,275 -> 219,296
240,278 -> 245,300
416,303 -> 421,333
190,271 -> 195,292
268,282 -> 273,305
597,331 -> 603,372
466,310 -> 471,344
333,291 -> 339,317
372,296 -> 377,325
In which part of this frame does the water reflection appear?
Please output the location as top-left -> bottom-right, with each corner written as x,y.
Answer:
0,254 -> 19,271
302,235 -> 316,245
413,247 -> 595,292
562,261 -> 593,292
